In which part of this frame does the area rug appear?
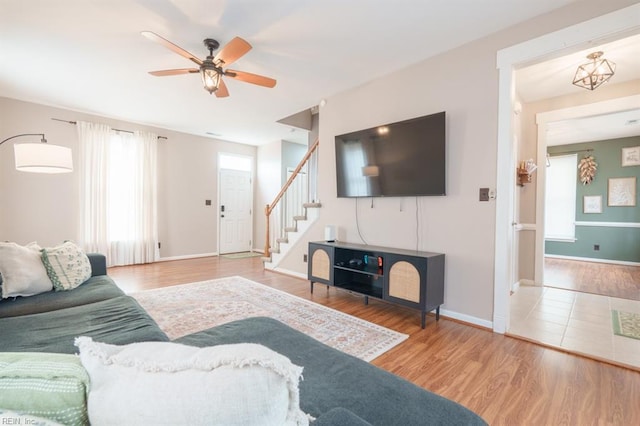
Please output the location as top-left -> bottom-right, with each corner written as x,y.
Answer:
131,276 -> 408,361
220,252 -> 263,259
611,310 -> 640,340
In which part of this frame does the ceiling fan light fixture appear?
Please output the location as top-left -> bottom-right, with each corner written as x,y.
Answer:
143,32 -> 275,98
572,51 -> 616,91
201,66 -> 221,94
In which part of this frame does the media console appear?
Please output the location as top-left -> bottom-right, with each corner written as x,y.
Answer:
307,241 -> 445,328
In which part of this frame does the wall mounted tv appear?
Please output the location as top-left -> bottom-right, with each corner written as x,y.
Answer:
335,111 -> 446,198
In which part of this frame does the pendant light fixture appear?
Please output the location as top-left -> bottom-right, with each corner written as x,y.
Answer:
572,51 -> 616,91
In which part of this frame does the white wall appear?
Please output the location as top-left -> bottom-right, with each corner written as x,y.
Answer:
0,97 -> 256,258
274,0 -> 637,324
255,140 -> 283,252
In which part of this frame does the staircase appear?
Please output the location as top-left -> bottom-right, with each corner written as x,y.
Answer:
262,202 -> 321,268
262,139 -> 320,269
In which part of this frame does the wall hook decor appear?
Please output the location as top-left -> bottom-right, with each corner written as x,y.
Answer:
578,155 -> 597,185
517,159 -> 537,186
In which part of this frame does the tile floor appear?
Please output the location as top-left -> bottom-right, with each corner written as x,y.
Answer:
509,285 -> 640,370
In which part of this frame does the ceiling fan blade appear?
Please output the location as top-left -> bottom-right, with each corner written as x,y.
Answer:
141,31 -> 203,66
214,37 -> 252,66
148,68 -> 200,76
225,69 -> 276,88
215,79 -> 229,98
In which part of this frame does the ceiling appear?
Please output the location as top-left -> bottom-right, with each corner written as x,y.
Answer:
0,0 -> 585,146
515,33 -> 640,146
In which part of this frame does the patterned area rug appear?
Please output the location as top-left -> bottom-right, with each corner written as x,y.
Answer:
611,310 -> 640,340
131,276 -> 408,361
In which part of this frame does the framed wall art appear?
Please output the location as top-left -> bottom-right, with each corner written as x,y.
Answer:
608,177 -> 636,207
622,146 -> 640,167
583,195 -> 602,213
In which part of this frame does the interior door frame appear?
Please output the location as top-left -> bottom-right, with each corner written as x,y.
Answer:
534,95 -> 640,283
493,4 -> 640,333
217,153 -> 255,255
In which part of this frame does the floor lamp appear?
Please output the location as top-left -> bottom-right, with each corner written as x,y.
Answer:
0,133 -> 73,173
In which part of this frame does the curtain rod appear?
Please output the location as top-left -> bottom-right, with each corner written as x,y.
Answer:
548,148 -> 593,156
51,118 -> 167,140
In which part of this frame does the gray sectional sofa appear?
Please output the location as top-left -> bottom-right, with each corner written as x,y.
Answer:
0,254 -> 486,425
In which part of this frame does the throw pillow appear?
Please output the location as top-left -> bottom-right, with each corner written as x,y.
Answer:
0,242 -> 53,298
41,241 -> 92,291
75,337 -> 310,426
0,352 -> 90,426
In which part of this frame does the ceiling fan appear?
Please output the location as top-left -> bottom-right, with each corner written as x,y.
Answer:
141,31 -> 276,97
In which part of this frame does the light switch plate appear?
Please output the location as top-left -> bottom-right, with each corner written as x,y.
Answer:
479,188 -> 490,202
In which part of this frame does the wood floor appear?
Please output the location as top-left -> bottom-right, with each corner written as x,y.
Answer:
544,258 -> 640,300
109,256 -> 640,425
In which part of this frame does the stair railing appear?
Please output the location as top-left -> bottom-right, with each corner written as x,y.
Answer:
264,138 -> 319,258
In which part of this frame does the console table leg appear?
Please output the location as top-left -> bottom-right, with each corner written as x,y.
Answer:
421,312 -> 426,329
436,306 -> 440,321
310,282 -> 314,294
364,296 -> 369,305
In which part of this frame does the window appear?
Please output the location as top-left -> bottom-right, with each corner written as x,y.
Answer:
77,121 -> 158,266
219,153 -> 252,171
545,154 -> 577,241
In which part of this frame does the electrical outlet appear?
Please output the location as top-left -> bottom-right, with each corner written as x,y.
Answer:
303,254 -> 308,262
594,244 -> 600,251
205,200 -> 212,206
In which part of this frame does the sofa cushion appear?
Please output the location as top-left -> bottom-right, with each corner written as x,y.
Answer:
41,241 -> 92,291
0,242 -> 53,298
75,337 -> 310,426
0,275 -> 124,319
0,296 -> 169,353
312,408 -> 372,426
0,352 -> 89,426
176,317 -> 487,426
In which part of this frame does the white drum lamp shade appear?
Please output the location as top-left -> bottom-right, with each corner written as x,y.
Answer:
14,143 -> 73,173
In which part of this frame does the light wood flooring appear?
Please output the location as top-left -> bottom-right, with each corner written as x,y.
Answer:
109,256 -> 640,425
544,258 -> 640,301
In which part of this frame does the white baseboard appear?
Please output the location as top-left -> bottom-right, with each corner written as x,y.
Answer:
439,308 -> 493,330
545,254 -> 640,267
267,266 -> 307,280
158,252 -> 217,262
511,281 -> 520,293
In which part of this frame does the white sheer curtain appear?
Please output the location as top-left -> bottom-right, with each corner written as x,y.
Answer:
77,121 -> 159,266
77,121 -> 111,257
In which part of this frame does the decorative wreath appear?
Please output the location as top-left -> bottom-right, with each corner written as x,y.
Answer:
578,155 -> 597,185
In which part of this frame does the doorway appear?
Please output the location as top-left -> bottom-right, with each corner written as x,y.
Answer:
493,4 -> 640,334
509,99 -> 640,369
494,5 -> 640,369
218,154 -> 253,254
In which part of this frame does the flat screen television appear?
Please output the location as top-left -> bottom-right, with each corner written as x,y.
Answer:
335,111 -> 446,198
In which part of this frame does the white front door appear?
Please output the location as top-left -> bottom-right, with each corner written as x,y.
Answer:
219,169 -> 252,254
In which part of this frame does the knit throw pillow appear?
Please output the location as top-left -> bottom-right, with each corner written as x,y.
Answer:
41,241 -> 92,291
0,352 -> 90,426
75,337 -> 310,426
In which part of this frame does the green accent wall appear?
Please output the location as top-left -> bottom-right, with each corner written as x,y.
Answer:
545,136 -> 640,263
